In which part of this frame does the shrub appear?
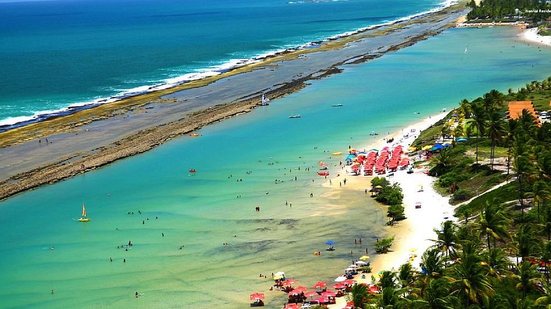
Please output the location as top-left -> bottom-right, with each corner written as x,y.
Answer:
452,189 -> 471,202
387,204 -> 406,224
376,184 -> 404,205
375,236 -> 395,254
371,177 -> 390,188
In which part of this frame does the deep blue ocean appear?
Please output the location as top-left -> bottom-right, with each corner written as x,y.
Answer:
0,0 -> 445,125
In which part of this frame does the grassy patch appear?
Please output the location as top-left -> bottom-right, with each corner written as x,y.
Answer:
455,182 -> 518,218
411,113 -> 450,148
449,168 -> 508,204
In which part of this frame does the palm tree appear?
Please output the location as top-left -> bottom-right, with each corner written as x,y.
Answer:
533,180 -> 550,219
514,261 -> 543,300
449,251 -> 494,306
481,248 -> 511,280
377,287 -> 402,308
486,109 -> 506,170
476,200 -> 510,250
420,249 -> 445,279
505,119 -> 518,176
540,241 -> 551,283
431,220 -> 460,259
460,99 -> 472,119
420,278 -> 459,309
544,206 -> 551,241
379,270 -> 397,290
513,138 -> 534,210
469,102 -> 487,165
398,263 -> 415,287
350,283 -> 369,308
516,224 -> 541,259
482,89 -> 504,113
431,147 -> 453,175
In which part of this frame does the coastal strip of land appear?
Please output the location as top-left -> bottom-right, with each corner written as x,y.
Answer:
325,112 -> 455,309
0,4 -> 469,201
521,27 -> 551,47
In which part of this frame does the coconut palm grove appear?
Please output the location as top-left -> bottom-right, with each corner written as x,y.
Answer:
349,77 -> 551,308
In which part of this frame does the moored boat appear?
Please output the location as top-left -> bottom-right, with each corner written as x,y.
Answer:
261,93 -> 270,106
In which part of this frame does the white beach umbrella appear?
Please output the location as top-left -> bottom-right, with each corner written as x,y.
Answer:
334,276 -> 346,282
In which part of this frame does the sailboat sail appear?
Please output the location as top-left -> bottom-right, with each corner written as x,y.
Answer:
79,203 -> 90,222
261,94 -> 270,106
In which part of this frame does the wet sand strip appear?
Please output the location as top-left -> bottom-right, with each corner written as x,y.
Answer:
0,4 -> 469,200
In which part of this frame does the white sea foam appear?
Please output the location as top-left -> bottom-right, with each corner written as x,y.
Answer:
0,0 -> 458,129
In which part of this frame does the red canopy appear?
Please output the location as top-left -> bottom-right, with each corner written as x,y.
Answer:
304,291 -> 318,298
322,290 -> 336,297
288,286 -> 306,296
368,285 -> 380,294
282,279 -> 296,287
313,297 -> 330,304
343,279 -> 356,286
285,303 -> 300,309
313,281 -> 327,289
249,292 -> 265,300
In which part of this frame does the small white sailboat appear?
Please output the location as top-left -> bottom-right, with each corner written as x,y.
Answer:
261,93 -> 270,106
78,203 -> 90,222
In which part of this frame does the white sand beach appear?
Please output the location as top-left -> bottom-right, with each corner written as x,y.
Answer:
328,112 -> 456,308
521,27 -> 551,47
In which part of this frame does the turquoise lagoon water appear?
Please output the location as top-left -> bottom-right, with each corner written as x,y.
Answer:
1,27 -> 551,308
0,0 -> 444,126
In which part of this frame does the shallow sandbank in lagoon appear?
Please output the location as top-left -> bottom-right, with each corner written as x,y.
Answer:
0,5 -> 468,200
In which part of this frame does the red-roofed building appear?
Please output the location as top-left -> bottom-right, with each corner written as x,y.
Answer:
507,101 -> 540,126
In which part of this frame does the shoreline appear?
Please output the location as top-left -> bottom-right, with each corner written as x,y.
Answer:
0,1 -> 459,132
0,5 -> 469,201
326,112 -> 456,308
520,27 -> 551,47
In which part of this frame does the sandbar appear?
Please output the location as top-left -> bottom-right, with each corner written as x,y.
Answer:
0,4 -> 468,200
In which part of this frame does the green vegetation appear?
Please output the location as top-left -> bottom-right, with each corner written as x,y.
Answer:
375,236 -> 395,254
371,177 -> 406,224
467,0 -> 551,23
411,77 -> 551,204
353,78 -> 551,308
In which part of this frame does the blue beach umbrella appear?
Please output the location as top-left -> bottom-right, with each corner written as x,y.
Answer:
431,143 -> 444,151
325,240 -> 335,246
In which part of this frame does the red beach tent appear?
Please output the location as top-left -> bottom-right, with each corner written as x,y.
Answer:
249,292 -> 265,300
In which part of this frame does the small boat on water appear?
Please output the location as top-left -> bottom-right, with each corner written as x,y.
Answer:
78,203 -> 90,222
289,114 -> 301,119
332,104 -> 343,107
